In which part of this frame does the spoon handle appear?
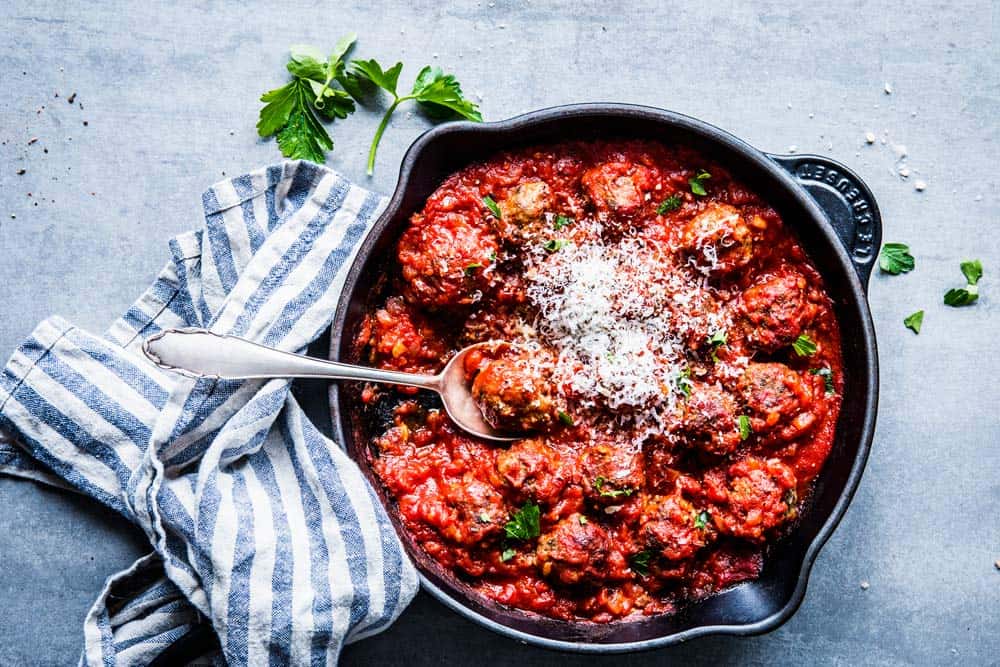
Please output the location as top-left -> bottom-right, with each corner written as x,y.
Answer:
142,328 -> 440,390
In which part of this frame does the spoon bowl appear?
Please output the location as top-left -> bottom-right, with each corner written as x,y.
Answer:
141,329 -> 519,442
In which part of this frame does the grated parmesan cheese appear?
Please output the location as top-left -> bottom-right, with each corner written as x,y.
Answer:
517,219 -> 737,444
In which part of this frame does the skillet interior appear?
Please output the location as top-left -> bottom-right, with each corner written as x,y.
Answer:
329,105 -> 878,651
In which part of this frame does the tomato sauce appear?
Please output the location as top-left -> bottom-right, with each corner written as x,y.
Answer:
356,140 -> 844,622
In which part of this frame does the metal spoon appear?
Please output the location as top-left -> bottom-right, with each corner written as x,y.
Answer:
141,328 -> 518,442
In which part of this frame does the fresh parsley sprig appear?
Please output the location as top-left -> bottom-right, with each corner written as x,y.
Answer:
347,60 -> 482,174
257,36 -> 358,163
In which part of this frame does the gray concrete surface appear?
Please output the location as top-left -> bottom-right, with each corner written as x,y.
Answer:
1,1 -> 998,664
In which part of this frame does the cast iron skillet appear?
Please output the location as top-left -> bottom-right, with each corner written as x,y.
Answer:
329,104 -> 880,653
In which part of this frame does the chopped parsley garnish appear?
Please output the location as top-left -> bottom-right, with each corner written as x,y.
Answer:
504,501 -> 541,541
578,515 -> 588,525
488,250 -> 498,262
878,243 -> 915,275
708,330 -> 728,347
557,410 -> 574,426
903,310 -> 924,334
630,550 -> 654,576
464,262 -> 482,275
689,170 -> 711,196
594,476 -> 634,499
553,214 -> 573,230
677,368 -> 693,397
708,329 -> 727,361
693,510 -> 711,530
792,333 -> 817,357
656,194 -> 683,215
944,259 -> 983,307
810,367 -> 836,395
543,238 -> 569,253
500,547 -> 516,562
737,415 -> 752,440
483,195 -> 502,219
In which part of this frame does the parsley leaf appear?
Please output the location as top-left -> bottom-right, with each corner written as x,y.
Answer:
656,194 -> 682,215
961,259 -> 983,286
810,367 -> 836,395
903,310 -> 924,334
792,333 -> 817,356
483,195 -> 501,219
693,510 -> 711,530
274,90 -> 333,163
351,59 -> 481,174
258,38 -> 358,164
464,262 -> 482,275
878,243 -> 915,275
349,58 -> 404,95
593,476 -> 634,499
945,260 -> 983,307
689,170 -> 711,196
578,515 -> 588,525
543,238 -> 569,253
708,330 -> 727,347
944,286 -> 978,306
737,415 -> 752,440
411,66 -> 483,121
557,410 -> 574,426
630,550 -> 653,576
553,214 -> 573,230
504,501 -> 541,541
500,547 -> 516,562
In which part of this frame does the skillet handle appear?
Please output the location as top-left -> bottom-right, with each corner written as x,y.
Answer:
767,153 -> 882,288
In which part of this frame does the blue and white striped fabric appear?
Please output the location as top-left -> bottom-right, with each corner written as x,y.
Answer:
0,161 -> 419,666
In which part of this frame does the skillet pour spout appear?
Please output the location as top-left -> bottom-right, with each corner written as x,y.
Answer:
329,103 -> 880,653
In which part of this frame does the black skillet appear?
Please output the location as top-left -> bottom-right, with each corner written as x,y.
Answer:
329,103 -> 881,653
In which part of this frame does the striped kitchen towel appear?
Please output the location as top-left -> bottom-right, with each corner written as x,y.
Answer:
0,161 -> 418,666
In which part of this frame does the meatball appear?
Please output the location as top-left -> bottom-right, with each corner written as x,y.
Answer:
739,269 -> 820,352
536,514 -> 614,585
579,442 -> 644,504
737,362 -> 818,441
680,382 -> 742,455
710,457 -> 797,541
397,211 -> 499,310
581,161 -> 654,219
437,476 -> 507,546
495,181 -> 554,243
472,349 -> 559,432
679,203 -> 753,274
495,438 -> 566,501
639,493 -> 714,562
